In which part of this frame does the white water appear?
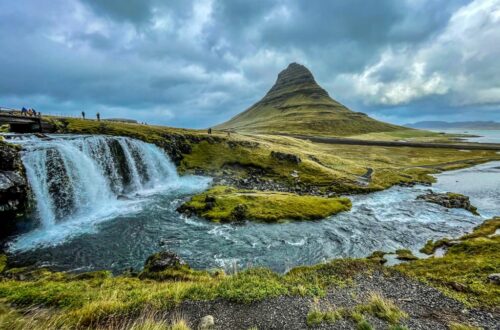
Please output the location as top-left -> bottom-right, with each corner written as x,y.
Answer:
6,134 -> 211,251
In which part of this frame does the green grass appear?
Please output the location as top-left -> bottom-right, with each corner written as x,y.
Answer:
46,118 -> 500,195
448,322 -> 483,330
0,259 -> 379,328
179,186 -> 351,222
396,217 -> 500,307
355,292 -> 408,324
395,249 -> 418,261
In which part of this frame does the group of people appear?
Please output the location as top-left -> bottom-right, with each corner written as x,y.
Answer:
21,107 -> 40,117
81,111 -> 100,121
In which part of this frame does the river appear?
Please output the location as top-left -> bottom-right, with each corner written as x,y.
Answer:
3,134 -> 500,273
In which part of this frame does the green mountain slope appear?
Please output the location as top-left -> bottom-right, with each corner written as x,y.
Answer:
215,63 -> 404,137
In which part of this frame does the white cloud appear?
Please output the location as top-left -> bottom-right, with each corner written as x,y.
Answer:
336,0 -> 500,107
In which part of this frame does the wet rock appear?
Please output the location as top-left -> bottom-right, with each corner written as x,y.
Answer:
270,151 -> 301,164
417,190 -> 479,215
487,273 -> 500,285
199,315 -> 215,330
231,204 -> 247,221
0,141 -> 28,235
143,251 -> 187,272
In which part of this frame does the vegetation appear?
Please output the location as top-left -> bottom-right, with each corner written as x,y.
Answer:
0,259 -> 379,328
179,186 -> 351,222
396,217 -> 500,307
448,322 -> 483,330
215,63 -> 404,137
395,249 -> 418,261
45,118 -> 500,196
306,292 -> 407,328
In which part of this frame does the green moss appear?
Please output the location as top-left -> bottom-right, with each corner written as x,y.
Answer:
396,218 -> 500,308
0,254 -> 6,273
395,249 -> 418,261
420,238 -> 451,255
179,186 -> 351,222
367,251 -> 387,264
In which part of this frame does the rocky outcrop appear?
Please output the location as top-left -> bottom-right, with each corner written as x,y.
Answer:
270,151 -> 301,164
0,140 -> 28,235
143,251 -> 187,273
417,191 -> 479,215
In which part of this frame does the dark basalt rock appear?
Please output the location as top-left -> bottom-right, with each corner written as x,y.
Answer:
0,141 -> 28,235
270,151 -> 301,164
417,190 -> 479,215
143,251 -> 187,272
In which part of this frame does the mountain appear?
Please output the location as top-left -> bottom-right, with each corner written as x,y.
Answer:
215,63 -> 403,136
405,121 -> 500,130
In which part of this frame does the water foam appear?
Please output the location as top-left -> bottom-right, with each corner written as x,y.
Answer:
8,134 -> 211,251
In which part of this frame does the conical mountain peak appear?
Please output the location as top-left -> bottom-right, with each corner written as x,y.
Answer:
262,63 -> 329,103
215,63 -> 401,136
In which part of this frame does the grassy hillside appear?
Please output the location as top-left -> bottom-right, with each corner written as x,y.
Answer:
215,63 -> 405,137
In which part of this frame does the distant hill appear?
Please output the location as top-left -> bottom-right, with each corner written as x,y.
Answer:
405,121 -> 500,130
215,63 -> 404,137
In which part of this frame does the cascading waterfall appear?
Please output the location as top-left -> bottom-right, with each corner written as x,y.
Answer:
6,134 -> 210,251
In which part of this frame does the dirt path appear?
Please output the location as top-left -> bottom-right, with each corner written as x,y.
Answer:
279,134 -> 500,151
168,271 -> 499,329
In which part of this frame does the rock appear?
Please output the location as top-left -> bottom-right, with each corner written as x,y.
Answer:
487,273 -> 500,285
231,204 -> 247,221
198,315 -> 215,330
270,151 -> 301,164
417,191 -> 479,215
0,141 -> 28,235
449,281 -> 468,292
143,251 -> 187,272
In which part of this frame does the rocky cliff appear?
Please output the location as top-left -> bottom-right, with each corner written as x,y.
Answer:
0,140 -> 28,235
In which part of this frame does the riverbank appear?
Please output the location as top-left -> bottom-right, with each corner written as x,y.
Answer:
0,217 -> 498,329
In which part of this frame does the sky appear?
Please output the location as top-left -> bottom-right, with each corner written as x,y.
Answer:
1,0 -> 499,128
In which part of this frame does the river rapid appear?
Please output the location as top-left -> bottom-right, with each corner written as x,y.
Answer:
3,134 -> 500,273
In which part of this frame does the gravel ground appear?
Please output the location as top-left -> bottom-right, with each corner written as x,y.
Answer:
168,271 -> 499,330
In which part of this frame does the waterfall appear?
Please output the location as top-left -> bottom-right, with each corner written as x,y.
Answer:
5,134 -> 210,251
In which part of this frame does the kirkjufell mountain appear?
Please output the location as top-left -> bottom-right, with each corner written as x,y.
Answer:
216,63 -> 403,136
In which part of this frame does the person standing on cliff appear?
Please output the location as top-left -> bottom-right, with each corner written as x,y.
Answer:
208,128 -> 212,134
81,111 -> 85,119
96,112 -> 100,121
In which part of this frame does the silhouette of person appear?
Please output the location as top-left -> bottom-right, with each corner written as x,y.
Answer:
208,128 -> 212,134
96,112 -> 100,121
81,111 -> 85,119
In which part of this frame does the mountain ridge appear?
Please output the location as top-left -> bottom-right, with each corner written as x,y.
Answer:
215,63 -> 404,137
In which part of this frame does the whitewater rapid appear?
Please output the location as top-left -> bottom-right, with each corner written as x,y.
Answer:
6,134 -> 211,251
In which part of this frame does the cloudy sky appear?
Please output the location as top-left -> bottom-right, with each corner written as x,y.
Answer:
1,0 -> 499,128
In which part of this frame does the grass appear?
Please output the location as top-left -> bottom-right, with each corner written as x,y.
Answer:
448,322 -> 483,330
45,118 -> 500,195
179,186 -> 352,222
0,259 -> 379,328
396,217 -> 500,307
306,292 -> 407,328
395,249 -> 418,261
355,292 -> 408,324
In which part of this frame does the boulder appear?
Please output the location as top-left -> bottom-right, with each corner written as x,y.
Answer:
417,191 -> 479,215
270,151 -> 301,164
198,315 -> 215,330
487,273 -> 500,285
143,251 -> 187,272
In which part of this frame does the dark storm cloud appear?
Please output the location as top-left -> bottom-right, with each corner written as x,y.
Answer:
0,0 -> 498,128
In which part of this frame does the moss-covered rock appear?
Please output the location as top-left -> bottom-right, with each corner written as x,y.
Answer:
178,186 -> 352,222
417,191 -> 479,215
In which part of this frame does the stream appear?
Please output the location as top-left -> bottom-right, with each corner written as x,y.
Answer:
3,134 -> 500,273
